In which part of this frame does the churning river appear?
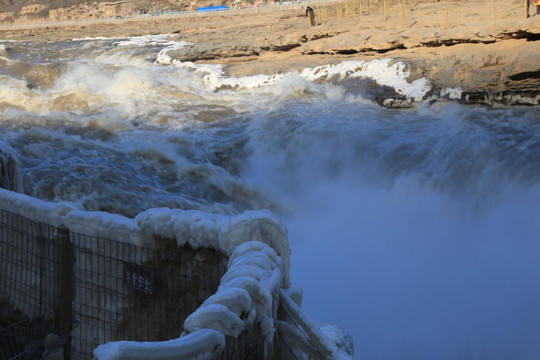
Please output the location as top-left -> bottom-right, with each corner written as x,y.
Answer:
1,35 -> 540,359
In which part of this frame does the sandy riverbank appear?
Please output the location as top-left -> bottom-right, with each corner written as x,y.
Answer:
1,0 -> 540,103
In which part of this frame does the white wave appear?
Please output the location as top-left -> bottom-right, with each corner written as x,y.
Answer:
72,36 -> 117,41
114,34 -> 178,47
155,40 -> 192,65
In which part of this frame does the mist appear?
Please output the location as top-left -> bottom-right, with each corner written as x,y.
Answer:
243,101 -> 540,359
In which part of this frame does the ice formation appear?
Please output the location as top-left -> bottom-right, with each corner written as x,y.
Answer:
171,58 -> 432,102
0,188 -> 351,359
93,329 -> 225,360
135,208 -> 291,286
302,59 -> 432,100
0,188 -> 82,225
278,289 -> 353,360
183,241 -> 282,340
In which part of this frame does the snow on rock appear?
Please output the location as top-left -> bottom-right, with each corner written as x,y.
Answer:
0,188 -> 82,225
93,329 -> 225,360
135,208 -> 290,286
184,241 -> 282,342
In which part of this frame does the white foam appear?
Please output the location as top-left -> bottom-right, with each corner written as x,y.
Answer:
72,36 -> 116,41
113,34 -> 177,47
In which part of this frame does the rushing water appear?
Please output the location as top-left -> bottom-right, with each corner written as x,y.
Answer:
2,35 -> 540,359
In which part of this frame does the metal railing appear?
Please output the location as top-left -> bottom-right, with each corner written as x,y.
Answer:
0,208 -> 227,359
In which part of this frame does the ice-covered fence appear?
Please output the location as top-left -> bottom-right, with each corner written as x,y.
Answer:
0,188 -> 353,359
0,210 -> 61,320
68,229 -> 226,359
278,289 -> 353,360
0,206 -> 227,359
95,240 -> 283,360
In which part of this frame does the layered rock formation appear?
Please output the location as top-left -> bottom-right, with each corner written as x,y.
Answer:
1,0 -> 539,105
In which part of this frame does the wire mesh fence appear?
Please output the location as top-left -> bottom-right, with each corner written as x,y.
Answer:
0,313 -> 79,360
0,208 -> 227,359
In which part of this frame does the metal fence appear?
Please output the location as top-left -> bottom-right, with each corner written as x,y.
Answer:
310,0 -> 528,28
0,208 -> 227,359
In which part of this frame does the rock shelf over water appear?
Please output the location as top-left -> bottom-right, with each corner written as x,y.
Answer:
1,1 -> 540,104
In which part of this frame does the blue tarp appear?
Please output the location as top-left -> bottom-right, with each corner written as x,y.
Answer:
197,5 -> 227,12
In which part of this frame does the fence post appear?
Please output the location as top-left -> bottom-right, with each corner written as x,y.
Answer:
56,225 -> 74,335
279,290 -> 335,359
401,0 -> 406,28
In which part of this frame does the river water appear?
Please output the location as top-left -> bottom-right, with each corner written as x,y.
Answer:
1,35 -> 540,359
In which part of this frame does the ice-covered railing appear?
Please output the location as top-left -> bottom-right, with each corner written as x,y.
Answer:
279,288 -> 353,360
0,188 -> 353,359
94,240 -> 283,360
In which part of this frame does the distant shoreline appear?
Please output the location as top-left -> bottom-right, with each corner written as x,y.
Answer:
2,0 -> 540,105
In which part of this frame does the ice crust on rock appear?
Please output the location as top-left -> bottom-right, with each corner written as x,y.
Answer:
173,58 -> 431,102
302,59 -> 432,100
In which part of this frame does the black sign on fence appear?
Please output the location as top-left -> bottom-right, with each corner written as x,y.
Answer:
123,263 -> 153,295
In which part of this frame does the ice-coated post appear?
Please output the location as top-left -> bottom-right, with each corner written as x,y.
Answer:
56,225 -> 74,335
